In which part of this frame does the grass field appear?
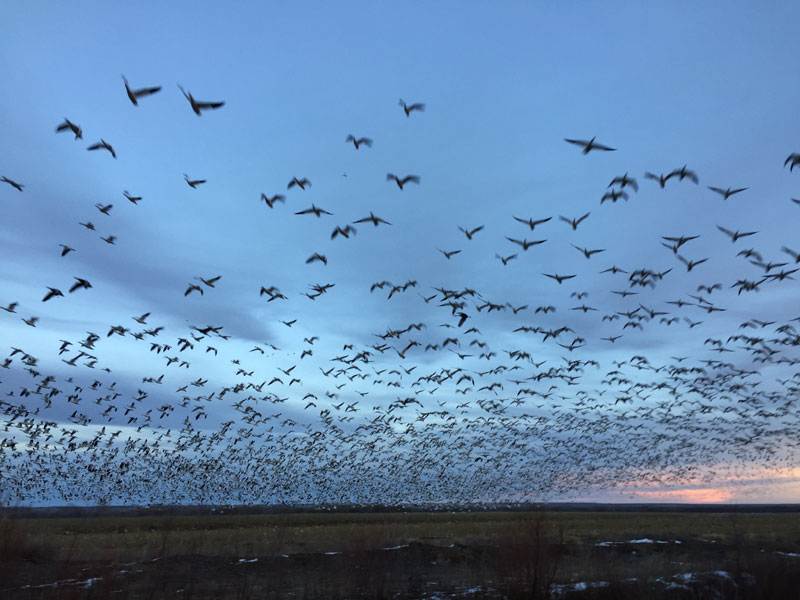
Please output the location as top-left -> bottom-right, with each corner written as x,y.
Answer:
2,508 -> 800,598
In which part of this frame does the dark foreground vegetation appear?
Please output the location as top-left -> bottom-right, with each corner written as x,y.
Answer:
2,507 -> 799,599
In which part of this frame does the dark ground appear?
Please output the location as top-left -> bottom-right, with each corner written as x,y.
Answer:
2,506 -> 799,599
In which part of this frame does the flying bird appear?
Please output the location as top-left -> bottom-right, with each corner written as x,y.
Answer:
123,191 -> 142,204
69,278 -> 92,293
59,244 -> 75,257
784,153 -> 800,171
345,135 -> 373,149
608,173 -> 638,192
387,173 -> 420,190
184,174 -> 206,188
543,273 -> 577,284
717,225 -> 757,243
295,204 -> 333,217
87,139 -> 116,158
197,276 -> 221,287
495,253 -> 517,266
506,237 -> 546,250
42,287 -> 64,302
661,235 -> 699,254
780,246 -> 800,263
353,212 -> 391,227
331,225 -> 357,239
458,225 -> 484,240
564,137 -> 615,153
513,216 -> 551,230
261,193 -> 286,208
644,171 -> 674,188
306,253 -> 328,265
178,84 -> 224,115
559,212 -> 590,230
399,99 -> 425,116
1,176 -> 23,191
288,177 -> 311,190
438,248 -> 461,260
122,76 -> 161,105
571,244 -> 605,259
708,186 -> 748,200
669,165 -> 700,183
55,118 -> 82,139
601,189 -> 628,204
677,255 -> 709,271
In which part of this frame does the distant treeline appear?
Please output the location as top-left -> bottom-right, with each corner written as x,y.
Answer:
2,502 -> 799,519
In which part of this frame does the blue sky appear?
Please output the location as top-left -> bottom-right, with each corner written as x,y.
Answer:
1,1 -> 800,505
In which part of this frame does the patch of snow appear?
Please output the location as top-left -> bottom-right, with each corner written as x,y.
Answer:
77,577 -> 102,588
777,551 -> 800,557
323,551 -> 341,555
551,580 -> 609,597
237,558 -> 258,563
713,570 -> 733,579
383,544 -> 410,550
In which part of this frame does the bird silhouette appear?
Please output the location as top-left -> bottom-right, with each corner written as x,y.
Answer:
495,253 -> 517,265
178,84 -> 224,115
571,244 -> 605,259
708,186 -> 748,200
87,139 -> 116,158
69,278 -> 92,293
669,165 -> 699,183
717,225 -> 757,243
306,253 -> 328,265
513,216 -> 551,230
353,212 -> 391,226
564,137 -> 615,153
559,212 -> 590,230
601,189 -> 628,203
42,287 -> 64,302
399,99 -> 425,116
55,118 -> 82,139
543,273 -> 577,284
1,176 -> 23,191
288,177 -> 311,190
608,173 -> 638,191
345,135 -> 373,149
438,248 -> 461,260
458,225 -> 484,240
261,193 -> 286,208
122,76 -> 161,105
506,237 -> 546,250
295,204 -> 333,217
184,174 -> 206,188
331,225 -> 357,239
387,173 -> 420,189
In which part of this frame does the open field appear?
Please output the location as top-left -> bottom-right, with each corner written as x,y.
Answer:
2,507 -> 800,598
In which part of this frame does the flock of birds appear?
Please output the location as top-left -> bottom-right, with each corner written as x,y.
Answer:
1,77 -> 800,506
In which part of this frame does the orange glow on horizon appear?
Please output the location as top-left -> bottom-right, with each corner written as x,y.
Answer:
628,488 -> 734,503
